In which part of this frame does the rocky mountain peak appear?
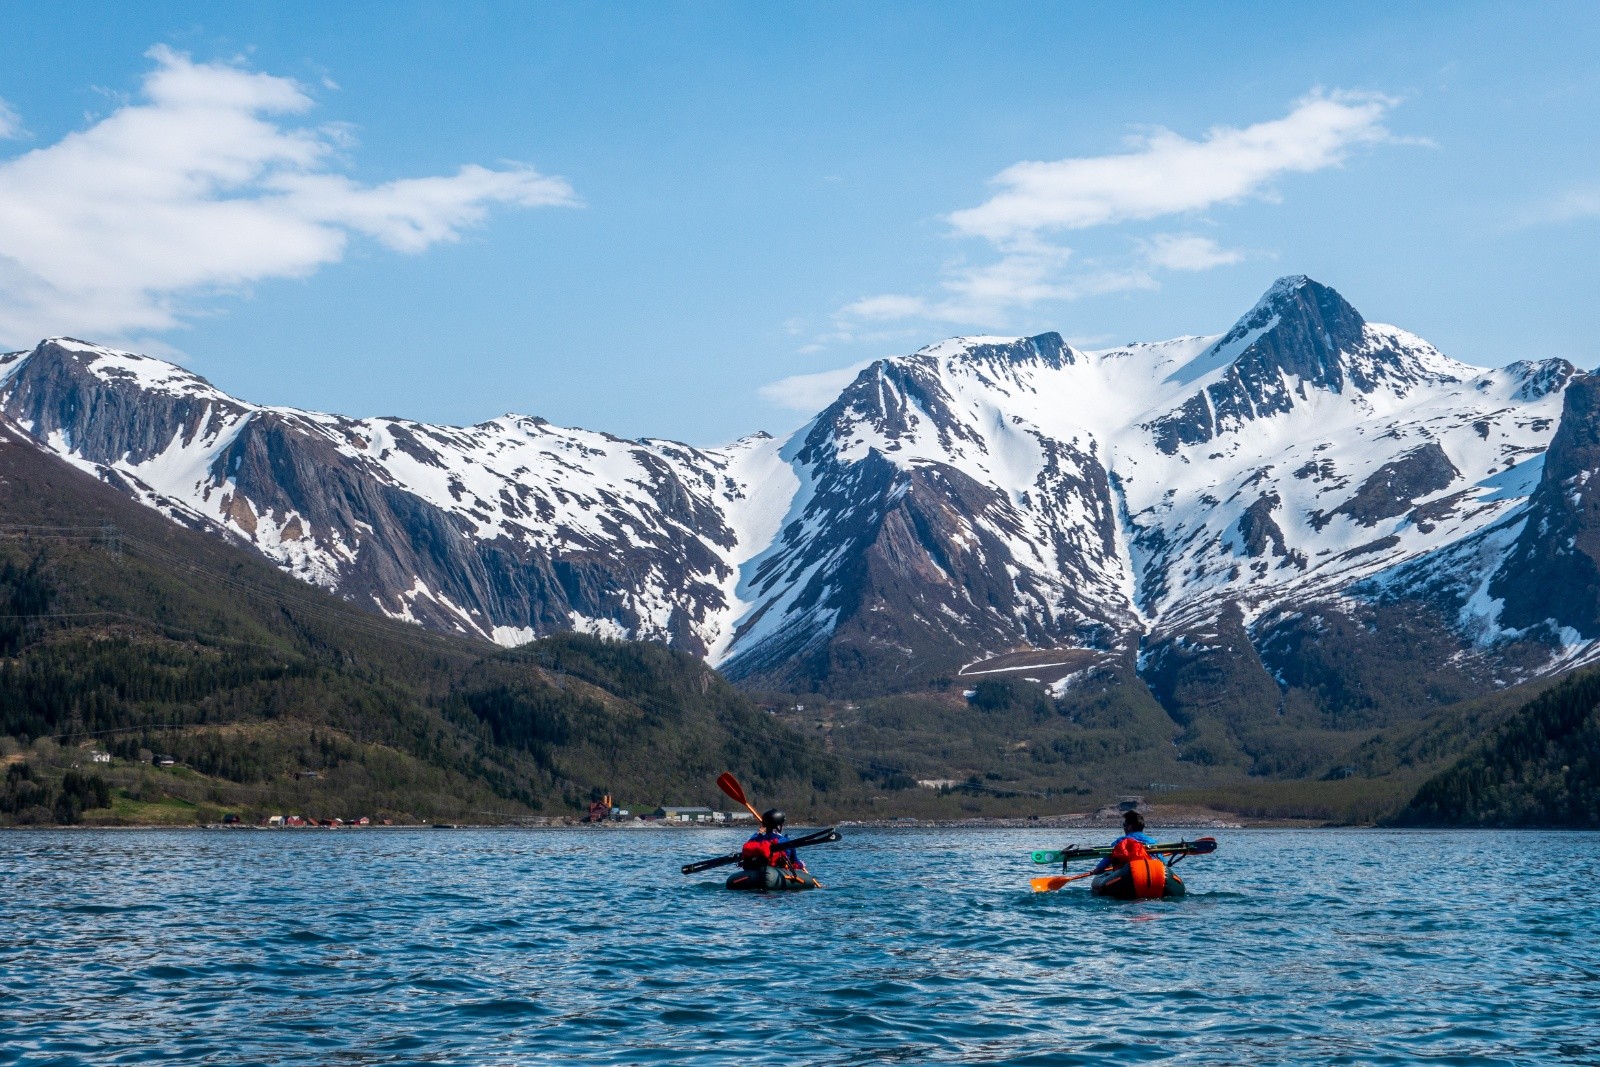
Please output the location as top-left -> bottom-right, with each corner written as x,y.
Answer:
1145,277 -> 1463,454
1213,275 -> 1368,383
1,338 -> 248,470
918,331 -> 1072,371
800,331 -> 1077,465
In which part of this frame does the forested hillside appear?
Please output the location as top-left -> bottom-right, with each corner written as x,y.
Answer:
0,422 -> 838,825
1395,669 -> 1600,827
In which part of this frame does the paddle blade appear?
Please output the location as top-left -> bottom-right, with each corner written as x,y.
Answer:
715,772 -> 748,806
1031,870 -> 1094,892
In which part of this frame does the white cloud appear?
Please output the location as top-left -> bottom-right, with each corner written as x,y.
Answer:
831,91 -> 1397,335
842,294 -> 932,321
840,243 -> 1153,327
0,98 -> 20,139
759,359 -> 874,412
948,91 -> 1395,242
1139,233 -> 1245,272
0,46 -> 578,346
1518,186 -> 1600,227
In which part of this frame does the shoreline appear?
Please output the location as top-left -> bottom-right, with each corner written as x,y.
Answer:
0,819 -> 1312,831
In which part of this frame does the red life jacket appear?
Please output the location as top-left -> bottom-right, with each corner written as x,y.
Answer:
1110,837 -> 1167,898
740,839 -> 773,870
744,831 -> 802,870
1110,837 -> 1147,864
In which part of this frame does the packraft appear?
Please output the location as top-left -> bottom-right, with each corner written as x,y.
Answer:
1030,835 -> 1217,895
680,827 -> 841,879
1089,838 -> 1184,899
724,866 -> 821,892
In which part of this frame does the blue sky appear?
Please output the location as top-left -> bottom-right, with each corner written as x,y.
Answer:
0,2 -> 1596,444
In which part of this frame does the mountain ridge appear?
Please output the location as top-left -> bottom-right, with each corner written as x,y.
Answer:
3,278 -> 1593,722
0,414 -> 840,824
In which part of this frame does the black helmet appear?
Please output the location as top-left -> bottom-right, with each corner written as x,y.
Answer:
761,808 -> 786,830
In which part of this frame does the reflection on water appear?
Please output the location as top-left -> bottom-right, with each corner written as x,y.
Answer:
3,827 -> 1597,1064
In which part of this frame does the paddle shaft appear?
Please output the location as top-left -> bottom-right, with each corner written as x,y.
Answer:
680,828 -> 842,875
1032,837 -> 1217,865
716,772 -> 766,825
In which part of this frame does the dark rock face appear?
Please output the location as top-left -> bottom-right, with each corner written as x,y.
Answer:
0,340 -> 249,472
723,334 -> 1131,694
1146,277 -> 1459,454
1327,442 -> 1460,528
1408,491 -> 1472,535
1238,493 -> 1287,557
0,341 -> 742,653
1509,358 -> 1575,402
1492,372 -> 1600,637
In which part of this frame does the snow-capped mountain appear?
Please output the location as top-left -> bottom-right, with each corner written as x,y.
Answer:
720,276 -> 1579,694
0,339 -> 785,656
1,276 -> 1590,703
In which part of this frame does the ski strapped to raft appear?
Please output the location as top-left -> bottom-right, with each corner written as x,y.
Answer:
680,827 -> 843,874
1030,836 -> 1218,866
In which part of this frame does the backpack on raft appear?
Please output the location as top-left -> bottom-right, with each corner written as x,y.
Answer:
740,838 -> 796,870
1107,837 -> 1169,899
731,838 -> 811,890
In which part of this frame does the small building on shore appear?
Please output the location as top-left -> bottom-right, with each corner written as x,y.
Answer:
654,806 -> 717,823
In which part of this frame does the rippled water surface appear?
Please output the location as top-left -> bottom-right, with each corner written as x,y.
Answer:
4,828 -> 1599,1065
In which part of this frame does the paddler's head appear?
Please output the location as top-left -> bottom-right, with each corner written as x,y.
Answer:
761,808 -> 786,832
1123,810 -> 1145,834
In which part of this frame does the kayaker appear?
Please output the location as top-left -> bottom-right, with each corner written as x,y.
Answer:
1092,810 -> 1157,875
744,808 -> 805,871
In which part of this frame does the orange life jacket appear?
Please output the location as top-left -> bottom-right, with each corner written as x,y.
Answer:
1110,837 -> 1167,899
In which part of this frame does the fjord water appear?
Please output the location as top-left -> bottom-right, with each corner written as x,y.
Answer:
4,829 -> 1597,1065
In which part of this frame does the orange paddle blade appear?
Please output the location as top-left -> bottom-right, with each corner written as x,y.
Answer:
1031,871 -> 1094,893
